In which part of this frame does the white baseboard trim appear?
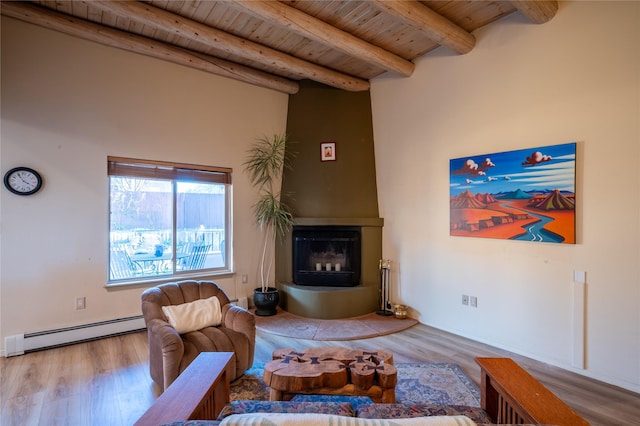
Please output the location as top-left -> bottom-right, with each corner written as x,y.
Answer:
3,315 -> 146,357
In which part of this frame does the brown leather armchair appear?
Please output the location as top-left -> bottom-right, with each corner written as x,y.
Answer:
141,280 -> 255,390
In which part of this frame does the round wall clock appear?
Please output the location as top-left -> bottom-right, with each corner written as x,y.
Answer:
3,167 -> 43,196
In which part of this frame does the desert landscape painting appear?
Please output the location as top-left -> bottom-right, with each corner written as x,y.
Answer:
450,142 -> 576,244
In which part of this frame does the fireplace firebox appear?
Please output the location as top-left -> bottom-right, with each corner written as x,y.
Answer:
292,226 -> 361,287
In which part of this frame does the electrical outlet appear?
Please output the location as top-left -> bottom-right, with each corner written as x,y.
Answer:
242,274 -> 248,284
462,294 -> 469,306
75,297 -> 86,310
470,296 -> 478,308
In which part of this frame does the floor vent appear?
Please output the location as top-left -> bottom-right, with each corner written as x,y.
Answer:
4,315 -> 146,357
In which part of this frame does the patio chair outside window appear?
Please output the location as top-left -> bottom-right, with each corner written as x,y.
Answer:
110,247 -> 143,280
180,244 -> 212,271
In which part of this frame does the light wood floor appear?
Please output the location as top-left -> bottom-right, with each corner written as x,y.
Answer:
1,323 -> 639,425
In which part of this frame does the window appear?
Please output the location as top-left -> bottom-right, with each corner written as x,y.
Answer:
108,156 -> 231,283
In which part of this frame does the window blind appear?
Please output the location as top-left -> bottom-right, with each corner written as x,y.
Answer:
107,156 -> 231,184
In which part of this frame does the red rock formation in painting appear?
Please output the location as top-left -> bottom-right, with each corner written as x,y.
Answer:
531,189 -> 574,210
476,192 -> 497,204
450,189 -> 487,209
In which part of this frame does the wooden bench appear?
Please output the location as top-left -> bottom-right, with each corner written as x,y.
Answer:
476,357 -> 589,425
134,352 -> 233,426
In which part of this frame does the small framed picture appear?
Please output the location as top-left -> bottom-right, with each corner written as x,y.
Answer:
321,142 -> 336,161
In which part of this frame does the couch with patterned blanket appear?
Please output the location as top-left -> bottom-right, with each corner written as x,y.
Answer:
167,409 -> 482,425
205,399 -> 493,425
162,399 -> 489,425
135,353 -> 589,426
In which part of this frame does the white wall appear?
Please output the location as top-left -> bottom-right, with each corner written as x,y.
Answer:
371,1 -> 639,392
0,17 -> 288,352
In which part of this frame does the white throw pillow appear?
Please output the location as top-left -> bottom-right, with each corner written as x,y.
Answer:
162,295 -> 222,334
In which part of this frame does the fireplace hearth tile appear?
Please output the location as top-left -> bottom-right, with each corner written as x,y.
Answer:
254,308 -> 417,341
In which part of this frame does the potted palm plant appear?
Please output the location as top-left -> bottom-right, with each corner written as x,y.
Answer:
244,134 -> 294,316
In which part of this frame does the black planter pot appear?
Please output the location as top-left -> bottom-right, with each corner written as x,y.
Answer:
253,287 -> 279,316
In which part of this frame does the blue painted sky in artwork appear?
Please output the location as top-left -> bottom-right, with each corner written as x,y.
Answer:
450,142 -> 576,197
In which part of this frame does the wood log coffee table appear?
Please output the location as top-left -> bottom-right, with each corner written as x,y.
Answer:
263,347 -> 397,403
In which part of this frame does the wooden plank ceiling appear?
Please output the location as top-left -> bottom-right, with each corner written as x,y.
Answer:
1,1 -> 558,94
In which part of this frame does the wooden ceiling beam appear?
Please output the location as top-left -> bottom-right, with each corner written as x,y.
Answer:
225,0 -> 414,77
90,1 -> 370,92
371,0 -> 476,55
510,1 -> 559,24
0,2 -> 300,94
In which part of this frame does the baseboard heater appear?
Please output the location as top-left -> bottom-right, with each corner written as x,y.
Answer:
3,315 -> 146,357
